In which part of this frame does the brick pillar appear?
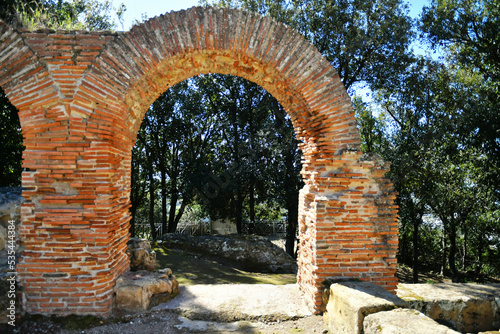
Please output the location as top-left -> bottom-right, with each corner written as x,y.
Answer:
0,24 -> 130,315
15,102 -> 132,315
297,151 -> 398,311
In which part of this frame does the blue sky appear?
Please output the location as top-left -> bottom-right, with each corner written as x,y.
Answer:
112,0 -> 431,31
113,0 -> 200,30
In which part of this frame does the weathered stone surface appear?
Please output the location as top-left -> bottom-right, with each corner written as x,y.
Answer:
161,234 -> 297,273
210,218 -> 237,235
114,269 -> 179,311
0,187 -> 23,222
0,271 -> 16,324
0,226 -> 5,250
127,238 -> 157,271
324,281 -> 407,334
364,308 -> 460,334
0,187 -> 23,252
397,283 -> 500,333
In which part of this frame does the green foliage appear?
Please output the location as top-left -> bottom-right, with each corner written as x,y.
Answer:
352,96 -> 387,153
364,0 -> 500,279
9,0 -> 125,31
0,87 -> 23,187
291,0 -> 415,91
421,0 -> 500,81
132,73 -> 301,239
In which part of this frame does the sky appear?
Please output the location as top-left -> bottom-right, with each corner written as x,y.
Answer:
111,0 -> 431,31
112,0 -> 201,30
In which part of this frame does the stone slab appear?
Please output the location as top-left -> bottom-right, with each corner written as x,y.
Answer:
397,283 -> 500,333
114,269 -> 179,311
364,308 -> 460,334
324,281 -> 407,334
153,283 -> 312,320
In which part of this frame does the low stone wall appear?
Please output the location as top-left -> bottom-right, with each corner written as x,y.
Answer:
323,281 -> 407,334
397,283 -> 500,333
364,308 -> 460,334
323,281 -> 500,334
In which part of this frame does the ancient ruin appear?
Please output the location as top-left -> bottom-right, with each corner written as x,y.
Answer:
0,7 -> 398,315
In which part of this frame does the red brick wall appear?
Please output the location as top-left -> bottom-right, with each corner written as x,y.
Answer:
0,6 -> 398,315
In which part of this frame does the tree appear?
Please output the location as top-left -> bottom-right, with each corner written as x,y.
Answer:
419,0 -> 500,279
134,120 -> 159,240
266,100 -> 302,256
0,87 -> 23,187
421,0 -> 500,189
7,0 -> 125,30
190,74 -> 281,233
290,0 -> 414,91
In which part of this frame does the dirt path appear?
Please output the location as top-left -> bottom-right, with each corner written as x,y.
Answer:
60,284 -> 329,334
58,310 -> 328,334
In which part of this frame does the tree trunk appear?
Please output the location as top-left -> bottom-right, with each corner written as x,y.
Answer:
249,178 -> 255,234
235,193 -> 244,234
412,218 -> 420,283
148,166 -> 157,241
167,191 -> 178,233
283,139 -> 299,258
172,200 -> 188,233
475,236 -> 484,274
440,230 -> 446,277
462,225 -> 467,271
448,222 -> 458,281
160,164 -> 167,235
398,202 -> 409,265
285,191 -> 299,258
129,213 -> 136,238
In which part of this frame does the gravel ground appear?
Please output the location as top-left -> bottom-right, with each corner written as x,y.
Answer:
65,284 -> 328,334
2,309 -> 328,334
60,311 -> 328,334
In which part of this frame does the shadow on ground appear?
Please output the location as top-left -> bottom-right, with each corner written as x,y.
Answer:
154,245 -> 297,286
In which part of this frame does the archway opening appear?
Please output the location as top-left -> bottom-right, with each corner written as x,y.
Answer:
130,73 -> 303,279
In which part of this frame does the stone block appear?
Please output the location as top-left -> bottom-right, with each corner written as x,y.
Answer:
0,187 -> 23,252
0,225 -> 6,250
127,237 -> 157,271
364,308 -> 460,334
210,218 -> 237,235
324,281 -> 407,334
397,283 -> 500,333
114,269 -> 180,311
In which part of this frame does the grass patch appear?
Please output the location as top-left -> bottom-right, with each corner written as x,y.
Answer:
154,246 -> 296,286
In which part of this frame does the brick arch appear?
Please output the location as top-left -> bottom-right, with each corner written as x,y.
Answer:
0,7 -> 398,316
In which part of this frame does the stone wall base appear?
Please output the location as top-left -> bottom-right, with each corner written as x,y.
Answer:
397,283 -> 500,333
323,282 -> 500,334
